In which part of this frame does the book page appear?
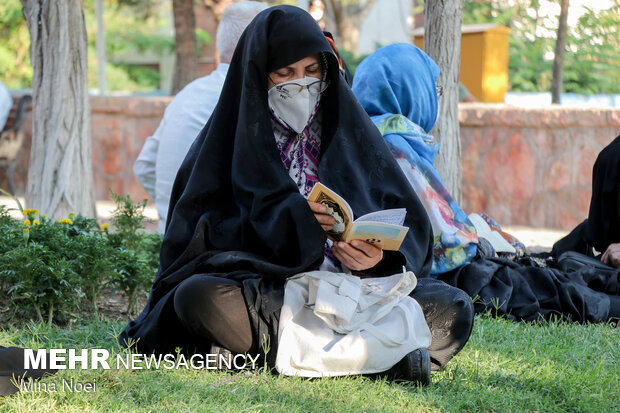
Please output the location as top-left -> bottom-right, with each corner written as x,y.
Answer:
344,222 -> 409,251
355,208 -> 406,226
467,213 -> 516,253
308,183 -> 354,241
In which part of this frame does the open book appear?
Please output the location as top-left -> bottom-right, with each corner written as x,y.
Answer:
308,182 -> 409,251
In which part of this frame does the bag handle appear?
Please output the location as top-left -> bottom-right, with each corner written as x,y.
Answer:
359,303 -> 412,347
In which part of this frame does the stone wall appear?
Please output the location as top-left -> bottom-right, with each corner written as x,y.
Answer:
459,104 -> 618,230
90,97 -> 170,201
3,96 -> 169,202
3,97 -> 618,230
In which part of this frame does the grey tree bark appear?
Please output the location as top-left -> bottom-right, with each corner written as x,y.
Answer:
21,0 -> 96,219
424,0 -> 464,204
551,0 -> 569,104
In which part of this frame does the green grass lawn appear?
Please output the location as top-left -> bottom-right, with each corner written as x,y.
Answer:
1,314 -> 618,412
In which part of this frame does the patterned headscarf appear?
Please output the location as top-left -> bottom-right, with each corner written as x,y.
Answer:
271,52 -> 330,197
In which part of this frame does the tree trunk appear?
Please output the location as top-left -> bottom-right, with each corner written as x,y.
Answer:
171,0 -> 197,95
424,0 -> 464,204
21,0 -> 95,220
551,0 -> 569,104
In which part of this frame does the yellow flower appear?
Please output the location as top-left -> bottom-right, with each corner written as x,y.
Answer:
22,208 -> 39,216
59,218 -> 73,225
33,219 -> 40,226
23,219 -> 31,226
101,223 -> 109,230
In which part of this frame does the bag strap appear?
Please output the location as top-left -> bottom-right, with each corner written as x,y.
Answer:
359,303 -> 412,347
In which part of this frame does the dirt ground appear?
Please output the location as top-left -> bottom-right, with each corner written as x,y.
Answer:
0,286 -> 148,327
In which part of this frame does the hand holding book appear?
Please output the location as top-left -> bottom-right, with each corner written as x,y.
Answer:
308,183 -> 409,251
331,239 -> 384,271
308,201 -> 337,232
308,199 -> 384,269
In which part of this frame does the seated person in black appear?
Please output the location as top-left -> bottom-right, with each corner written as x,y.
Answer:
553,135 -> 620,265
550,135 -> 620,319
120,5 -> 474,380
591,136 -> 620,268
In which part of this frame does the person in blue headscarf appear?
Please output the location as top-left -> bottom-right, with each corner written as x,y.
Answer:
352,43 -> 478,275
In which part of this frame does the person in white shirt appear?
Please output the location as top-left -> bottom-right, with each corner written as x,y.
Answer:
0,81 -> 12,131
134,1 -> 267,233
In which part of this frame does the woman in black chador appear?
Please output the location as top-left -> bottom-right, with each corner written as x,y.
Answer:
120,5 -> 474,382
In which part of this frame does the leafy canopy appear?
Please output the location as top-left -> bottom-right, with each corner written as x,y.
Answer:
0,0 -> 210,92
463,0 -> 620,94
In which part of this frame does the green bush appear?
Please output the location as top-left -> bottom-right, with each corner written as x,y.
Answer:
106,191 -> 159,314
0,192 -> 162,324
338,48 -> 368,77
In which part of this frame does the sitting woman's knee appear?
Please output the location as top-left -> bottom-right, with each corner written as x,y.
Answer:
174,275 -> 208,325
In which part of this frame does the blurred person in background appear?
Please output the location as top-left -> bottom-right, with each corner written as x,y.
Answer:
133,1 -> 268,233
0,80 -> 12,131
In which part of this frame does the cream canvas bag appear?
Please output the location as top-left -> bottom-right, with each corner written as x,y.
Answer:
276,270 -> 431,377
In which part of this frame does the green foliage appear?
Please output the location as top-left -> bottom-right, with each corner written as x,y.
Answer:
0,191 -> 161,324
463,0 -> 516,26
0,0 -> 211,92
196,28 -> 212,57
0,0 -> 170,91
107,190 -> 159,315
338,49 -> 368,76
108,190 -> 149,250
562,4 -> 620,94
4,242 -> 83,325
0,0 -> 32,89
84,0 -> 173,91
463,0 -> 620,94
116,0 -> 163,19
509,33 -> 554,92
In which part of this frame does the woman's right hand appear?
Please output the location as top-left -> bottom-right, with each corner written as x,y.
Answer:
602,243 -> 620,268
308,201 -> 336,232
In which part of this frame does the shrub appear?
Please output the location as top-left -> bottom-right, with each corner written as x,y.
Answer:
107,191 -> 160,315
0,190 -> 161,324
3,241 -> 83,324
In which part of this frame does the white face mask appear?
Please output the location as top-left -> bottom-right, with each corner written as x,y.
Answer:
268,76 -> 326,134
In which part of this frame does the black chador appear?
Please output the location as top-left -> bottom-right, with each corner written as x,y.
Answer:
120,6 -> 472,371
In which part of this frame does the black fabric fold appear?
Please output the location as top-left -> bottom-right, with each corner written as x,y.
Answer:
120,5 -> 433,354
436,256 -> 617,323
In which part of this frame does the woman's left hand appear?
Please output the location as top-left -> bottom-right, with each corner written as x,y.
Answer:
331,240 -> 383,271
